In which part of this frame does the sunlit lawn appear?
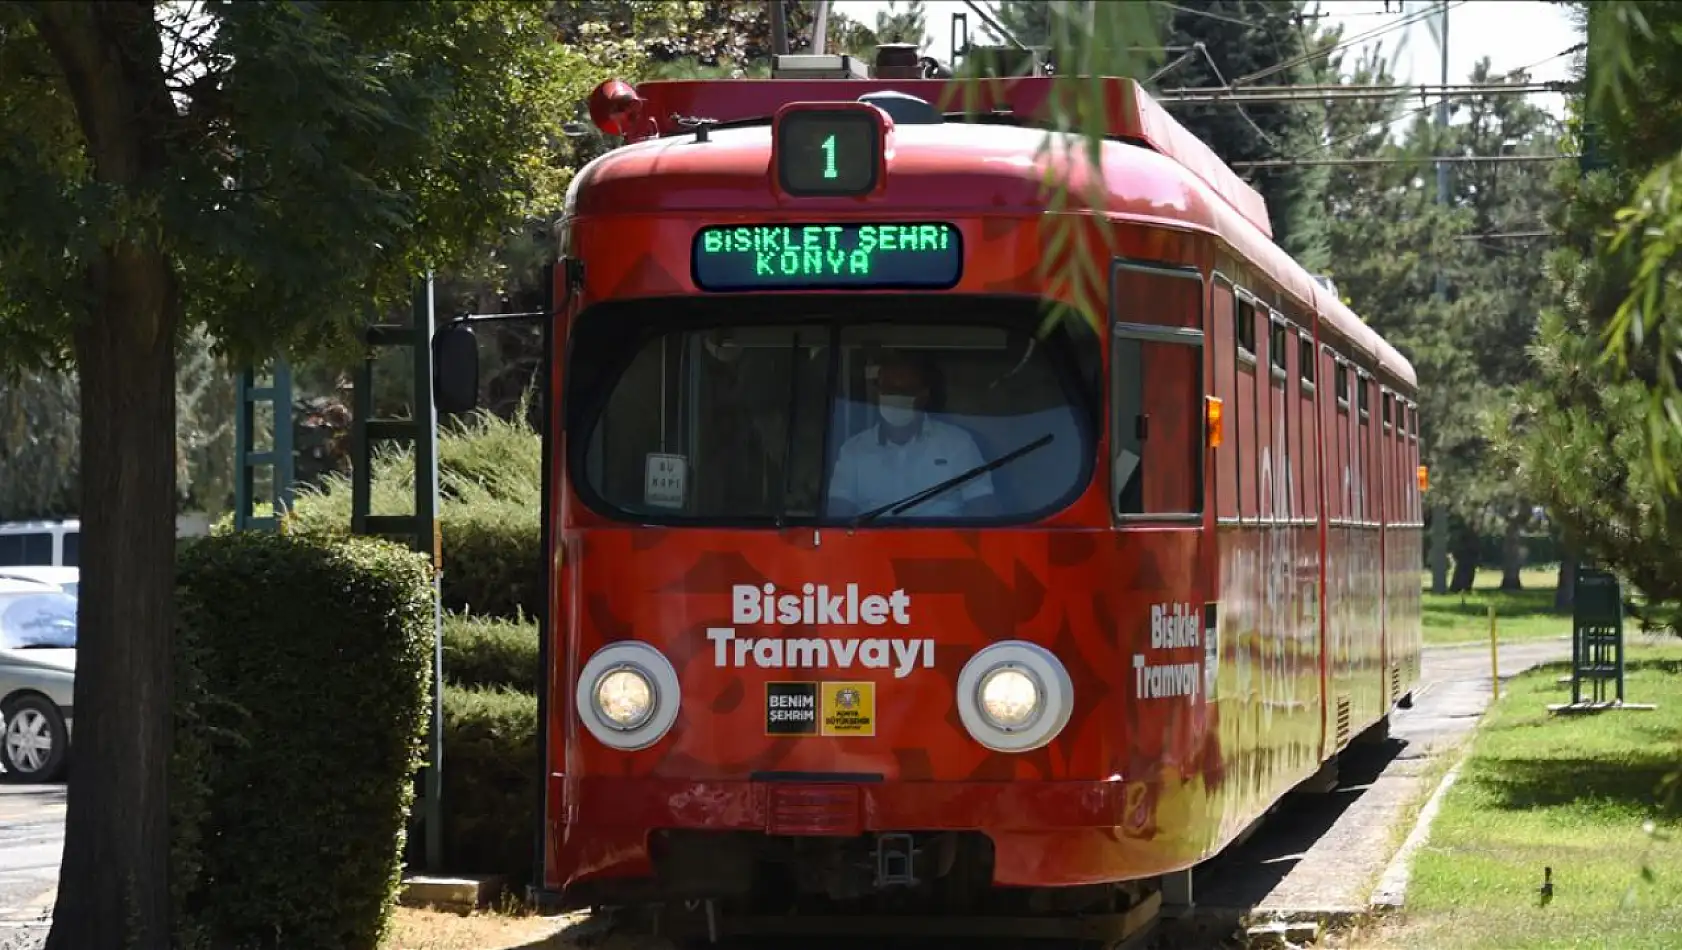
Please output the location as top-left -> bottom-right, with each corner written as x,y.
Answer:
1361,642 -> 1682,949
1421,567 -> 1571,647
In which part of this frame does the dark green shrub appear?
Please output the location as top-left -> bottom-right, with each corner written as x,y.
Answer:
438,498 -> 543,619
441,685 -> 539,883
172,532 -> 433,950
443,613 -> 540,691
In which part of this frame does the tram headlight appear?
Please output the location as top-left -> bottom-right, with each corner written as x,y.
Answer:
576,641 -> 680,751
594,666 -> 655,730
957,641 -> 1073,753
978,665 -> 1042,731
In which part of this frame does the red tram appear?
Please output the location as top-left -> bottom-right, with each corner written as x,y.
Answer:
434,50 -> 1424,935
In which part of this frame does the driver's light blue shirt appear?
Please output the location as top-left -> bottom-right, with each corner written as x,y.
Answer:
828,417 -> 994,516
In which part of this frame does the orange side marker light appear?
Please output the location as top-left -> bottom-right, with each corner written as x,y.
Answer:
1417,465 -> 1429,493
1206,396 -> 1225,448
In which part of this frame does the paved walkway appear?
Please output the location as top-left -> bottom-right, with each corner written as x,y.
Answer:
1192,637 -> 1572,921
0,783 -> 63,950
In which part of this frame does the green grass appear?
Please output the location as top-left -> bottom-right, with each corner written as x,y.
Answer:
1422,567 -> 1572,647
1381,643 -> 1682,949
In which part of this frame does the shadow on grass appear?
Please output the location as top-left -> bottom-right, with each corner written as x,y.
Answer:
1423,586 -> 1564,623
1475,752 -> 1679,818
1472,656 -> 1682,818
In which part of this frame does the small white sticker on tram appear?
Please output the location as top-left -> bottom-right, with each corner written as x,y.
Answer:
706,628 -> 935,679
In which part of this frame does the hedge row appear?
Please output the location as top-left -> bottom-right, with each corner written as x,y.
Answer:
441,685 -> 540,885
442,612 -> 540,692
217,410 -> 550,888
173,532 -> 434,950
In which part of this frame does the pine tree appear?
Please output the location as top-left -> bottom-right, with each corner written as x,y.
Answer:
988,1 -> 1329,270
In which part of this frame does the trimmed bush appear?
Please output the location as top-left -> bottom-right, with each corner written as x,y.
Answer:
442,612 -> 540,691
437,497 -> 542,619
441,685 -> 539,884
172,532 -> 434,950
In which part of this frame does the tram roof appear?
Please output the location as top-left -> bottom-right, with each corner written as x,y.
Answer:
570,75 -> 1416,390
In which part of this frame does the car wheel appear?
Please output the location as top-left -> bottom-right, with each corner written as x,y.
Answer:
0,695 -> 68,783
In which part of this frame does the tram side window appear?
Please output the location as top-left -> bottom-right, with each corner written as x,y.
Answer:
1112,336 -> 1204,517
0,532 -> 53,567
1113,262 -> 1206,519
1236,300 -> 1257,356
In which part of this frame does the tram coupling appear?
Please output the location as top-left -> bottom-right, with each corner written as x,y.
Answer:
874,832 -> 920,888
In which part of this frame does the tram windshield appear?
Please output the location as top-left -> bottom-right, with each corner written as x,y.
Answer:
571,298 -> 1098,526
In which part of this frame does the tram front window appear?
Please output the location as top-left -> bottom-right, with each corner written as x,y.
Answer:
574,304 -> 1095,525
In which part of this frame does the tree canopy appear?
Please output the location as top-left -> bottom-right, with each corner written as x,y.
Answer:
0,3 -> 627,946
1507,1 -> 1682,628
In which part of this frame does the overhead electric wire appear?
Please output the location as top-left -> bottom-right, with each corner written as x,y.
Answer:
1231,44 -> 1587,174
1152,0 -> 1254,28
1455,230 -> 1557,240
1232,153 -> 1575,169
1233,0 -> 1469,87
962,0 -> 1028,51
1187,42 -> 1279,147
1155,81 -> 1568,103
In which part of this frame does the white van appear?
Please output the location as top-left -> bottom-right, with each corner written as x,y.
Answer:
0,520 -> 79,568
0,515 -> 210,569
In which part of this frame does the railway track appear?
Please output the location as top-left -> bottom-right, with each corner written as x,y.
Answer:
530,738 -> 1410,950
542,844 -> 1291,950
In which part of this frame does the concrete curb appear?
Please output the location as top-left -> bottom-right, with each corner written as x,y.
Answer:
1426,633 -> 1570,651
398,874 -> 504,912
1368,749 -> 1469,911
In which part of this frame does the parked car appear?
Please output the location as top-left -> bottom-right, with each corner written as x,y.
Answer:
0,567 -> 78,597
0,577 -> 75,782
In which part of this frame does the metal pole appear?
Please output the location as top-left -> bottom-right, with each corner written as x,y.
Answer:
770,0 -> 789,55
414,274 -> 444,873
811,0 -> 830,55
532,260 -> 557,898
1488,604 -> 1499,701
1428,0 -> 1451,595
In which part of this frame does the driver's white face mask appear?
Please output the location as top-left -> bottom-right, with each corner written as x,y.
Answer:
878,394 -> 919,427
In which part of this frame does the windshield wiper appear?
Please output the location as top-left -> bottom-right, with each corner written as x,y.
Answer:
849,433 -> 1055,528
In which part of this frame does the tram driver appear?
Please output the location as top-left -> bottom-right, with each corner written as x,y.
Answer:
826,351 -> 1001,519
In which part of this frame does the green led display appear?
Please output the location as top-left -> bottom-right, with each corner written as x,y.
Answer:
821,135 -> 838,180
692,223 -> 963,291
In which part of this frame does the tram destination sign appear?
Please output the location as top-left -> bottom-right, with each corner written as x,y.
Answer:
692,222 -> 963,292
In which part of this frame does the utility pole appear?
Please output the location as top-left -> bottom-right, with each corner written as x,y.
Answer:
1429,0 -> 1451,595
770,0 -> 790,56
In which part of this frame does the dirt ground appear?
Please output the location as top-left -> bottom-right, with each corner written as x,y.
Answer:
382,906 -> 578,950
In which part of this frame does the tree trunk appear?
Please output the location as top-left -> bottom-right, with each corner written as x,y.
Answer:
1556,551 -> 1578,611
1448,519 -> 1480,593
33,5 -> 179,948
45,252 -> 179,950
1500,514 -> 1526,591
